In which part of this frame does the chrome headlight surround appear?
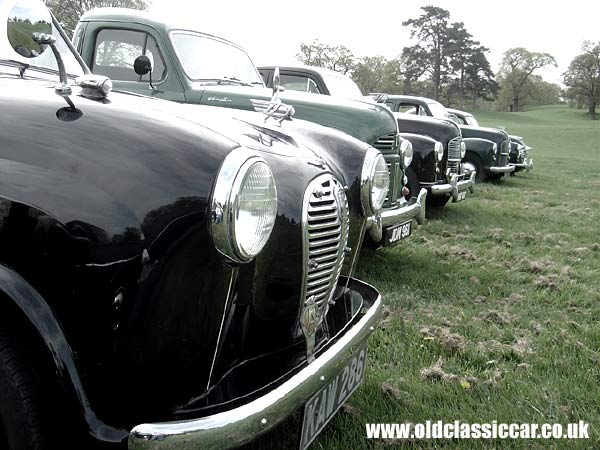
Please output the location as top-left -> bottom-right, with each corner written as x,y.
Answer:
434,141 -> 444,162
460,141 -> 466,159
400,139 -> 413,169
360,147 -> 389,217
210,147 -> 277,263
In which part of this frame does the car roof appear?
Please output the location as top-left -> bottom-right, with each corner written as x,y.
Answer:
80,8 -> 244,51
446,108 -> 473,117
257,65 -> 348,78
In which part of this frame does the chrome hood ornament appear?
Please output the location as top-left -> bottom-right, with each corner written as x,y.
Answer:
251,67 -> 295,124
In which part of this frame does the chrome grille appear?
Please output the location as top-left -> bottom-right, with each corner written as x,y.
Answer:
447,136 -> 462,174
373,132 -> 397,151
499,139 -> 510,166
301,175 -> 349,319
373,132 -> 400,209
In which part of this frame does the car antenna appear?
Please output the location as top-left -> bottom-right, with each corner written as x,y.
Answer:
32,32 -> 76,110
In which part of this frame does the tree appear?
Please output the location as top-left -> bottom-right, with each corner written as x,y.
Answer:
296,40 -> 355,75
499,47 -> 556,112
402,6 -> 451,100
495,74 -> 560,111
444,22 -> 497,108
47,0 -> 151,38
351,56 -> 387,94
563,41 -> 600,119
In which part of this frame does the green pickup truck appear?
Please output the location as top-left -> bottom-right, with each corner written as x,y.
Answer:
73,8 -> 427,247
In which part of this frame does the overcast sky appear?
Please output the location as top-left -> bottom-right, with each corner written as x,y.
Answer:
151,0 -> 599,85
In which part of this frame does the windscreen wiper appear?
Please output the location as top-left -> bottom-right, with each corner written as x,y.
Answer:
216,76 -> 253,87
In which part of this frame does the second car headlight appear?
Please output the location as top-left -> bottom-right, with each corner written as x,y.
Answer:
211,147 -> 277,263
361,147 -> 389,216
434,141 -> 444,162
400,139 -> 413,169
460,141 -> 466,158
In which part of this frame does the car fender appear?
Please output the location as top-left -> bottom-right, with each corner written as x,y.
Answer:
0,263 -> 128,444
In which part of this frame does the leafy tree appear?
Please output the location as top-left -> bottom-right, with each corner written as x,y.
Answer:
445,22 -> 497,108
402,6 -> 451,100
351,56 -> 387,94
296,40 -> 355,75
47,0 -> 151,38
499,47 -> 556,112
563,41 -> 600,119
496,74 -> 560,111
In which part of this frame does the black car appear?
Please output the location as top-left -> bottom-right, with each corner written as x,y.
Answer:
447,108 -> 534,174
0,1 -> 385,448
395,114 -> 475,208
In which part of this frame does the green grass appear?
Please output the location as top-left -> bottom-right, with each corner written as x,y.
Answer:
245,105 -> 600,450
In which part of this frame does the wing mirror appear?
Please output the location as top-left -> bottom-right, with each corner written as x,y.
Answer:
133,55 -> 152,76
7,0 -> 52,58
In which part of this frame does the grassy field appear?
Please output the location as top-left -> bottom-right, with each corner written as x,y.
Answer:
246,105 -> 600,449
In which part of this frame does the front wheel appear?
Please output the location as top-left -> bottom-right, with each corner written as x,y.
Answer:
463,153 -> 486,183
0,328 -> 48,450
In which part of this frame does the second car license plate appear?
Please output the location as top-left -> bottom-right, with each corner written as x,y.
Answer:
384,221 -> 412,245
455,191 -> 467,202
299,342 -> 368,450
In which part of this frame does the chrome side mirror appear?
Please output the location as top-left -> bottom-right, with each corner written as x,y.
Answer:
7,0 -> 52,58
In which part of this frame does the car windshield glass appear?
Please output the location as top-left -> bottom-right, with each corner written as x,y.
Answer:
465,115 -> 479,126
1,1 -> 85,77
427,102 -> 449,119
170,31 -> 263,85
322,72 -> 363,99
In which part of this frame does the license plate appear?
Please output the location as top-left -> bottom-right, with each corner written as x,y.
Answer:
455,191 -> 467,202
299,342 -> 368,450
384,221 -> 412,245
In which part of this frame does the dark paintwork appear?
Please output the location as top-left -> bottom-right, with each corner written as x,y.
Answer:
0,37 -> 373,447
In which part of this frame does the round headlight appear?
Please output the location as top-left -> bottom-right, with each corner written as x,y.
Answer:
361,147 -> 389,216
460,141 -> 466,158
400,139 -> 413,169
434,141 -> 444,162
211,147 -> 277,263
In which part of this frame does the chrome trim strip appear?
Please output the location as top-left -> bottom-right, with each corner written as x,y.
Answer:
205,268 -> 238,389
128,279 -> 383,450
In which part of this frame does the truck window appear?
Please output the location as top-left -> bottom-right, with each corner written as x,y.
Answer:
93,29 -> 166,82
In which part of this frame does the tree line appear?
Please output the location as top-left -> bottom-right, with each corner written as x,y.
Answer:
298,7 -> 599,118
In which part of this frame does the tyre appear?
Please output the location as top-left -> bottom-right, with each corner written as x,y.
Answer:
463,153 -> 486,182
0,326 -> 48,450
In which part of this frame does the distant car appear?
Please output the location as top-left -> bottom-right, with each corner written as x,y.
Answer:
259,65 -> 365,100
74,9 -> 426,248
0,0 -> 386,448
447,108 -> 533,173
381,95 -> 515,182
260,66 -> 475,208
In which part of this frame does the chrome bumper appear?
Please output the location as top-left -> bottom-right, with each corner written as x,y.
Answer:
366,188 -> 427,242
429,171 -> 476,201
510,158 -> 533,172
128,279 -> 383,450
489,165 -> 515,174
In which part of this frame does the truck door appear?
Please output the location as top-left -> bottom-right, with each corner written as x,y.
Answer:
88,27 -> 185,101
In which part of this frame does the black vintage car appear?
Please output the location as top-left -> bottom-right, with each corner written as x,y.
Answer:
0,1 -> 385,448
394,114 -> 475,208
378,95 -> 515,182
447,108 -> 534,173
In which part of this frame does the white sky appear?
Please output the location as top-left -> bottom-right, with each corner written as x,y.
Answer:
151,0 -> 599,85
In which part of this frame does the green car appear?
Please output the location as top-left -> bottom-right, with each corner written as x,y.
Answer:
377,95 -> 515,182
73,9 -> 426,246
